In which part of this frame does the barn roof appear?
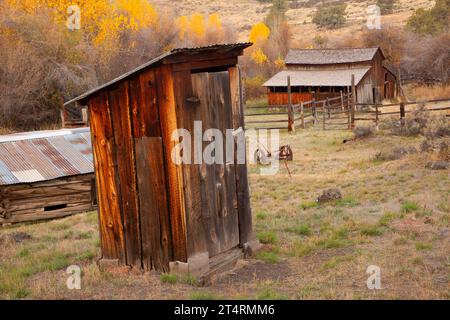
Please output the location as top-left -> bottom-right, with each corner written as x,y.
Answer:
285,47 -> 381,65
262,67 -> 371,87
64,43 -> 252,106
0,127 -> 93,185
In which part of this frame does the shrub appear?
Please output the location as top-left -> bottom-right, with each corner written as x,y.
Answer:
244,75 -> 268,99
312,4 -> 346,29
377,0 -> 396,15
353,125 -> 375,139
374,146 -> 416,161
407,0 -> 450,35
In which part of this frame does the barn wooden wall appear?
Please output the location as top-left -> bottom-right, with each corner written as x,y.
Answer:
268,92 -> 313,105
0,174 -> 96,225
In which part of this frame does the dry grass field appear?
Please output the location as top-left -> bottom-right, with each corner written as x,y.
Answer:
1,121 -> 448,300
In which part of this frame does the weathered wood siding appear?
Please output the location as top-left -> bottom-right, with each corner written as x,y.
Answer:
268,92 -> 313,105
87,47 -> 253,272
0,174 -> 96,225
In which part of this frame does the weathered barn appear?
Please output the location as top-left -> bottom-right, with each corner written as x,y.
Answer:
0,128 -> 96,225
263,47 -> 398,105
65,43 -> 256,278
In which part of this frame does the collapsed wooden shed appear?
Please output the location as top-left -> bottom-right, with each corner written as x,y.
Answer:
0,128 -> 96,224
65,43 -> 256,278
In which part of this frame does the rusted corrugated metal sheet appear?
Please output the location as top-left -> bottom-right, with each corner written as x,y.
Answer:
0,128 -> 93,185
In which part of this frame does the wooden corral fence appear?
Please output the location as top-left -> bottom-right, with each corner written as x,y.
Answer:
246,76 -> 450,131
352,97 -> 450,128
245,92 -> 354,131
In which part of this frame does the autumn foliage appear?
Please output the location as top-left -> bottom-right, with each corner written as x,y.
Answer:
0,1 -> 234,130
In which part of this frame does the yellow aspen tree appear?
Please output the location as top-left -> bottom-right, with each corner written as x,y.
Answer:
251,48 -> 268,64
248,22 -> 270,44
274,56 -> 285,69
177,15 -> 189,40
189,13 -> 205,38
207,13 -> 222,32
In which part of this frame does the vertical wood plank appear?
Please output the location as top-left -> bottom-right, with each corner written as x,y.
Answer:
108,81 -> 142,268
173,70 -> 208,258
155,65 -> 187,262
351,74 -> 356,129
89,92 -> 126,262
135,137 -> 171,271
129,71 -> 161,138
228,66 -> 253,246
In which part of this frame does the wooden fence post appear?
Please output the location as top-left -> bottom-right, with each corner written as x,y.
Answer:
326,98 -> 330,119
351,74 -> 356,129
340,90 -> 344,110
300,101 -> 305,129
312,96 -> 316,125
322,104 -> 326,130
400,102 -> 405,128
375,103 -> 379,129
287,76 -> 295,133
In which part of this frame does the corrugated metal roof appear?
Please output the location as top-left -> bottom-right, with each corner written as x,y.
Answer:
64,43 -> 252,106
262,67 -> 371,87
0,128 -> 93,185
285,48 -> 380,65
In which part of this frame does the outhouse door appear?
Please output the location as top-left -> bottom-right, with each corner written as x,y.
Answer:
173,69 -> 240,259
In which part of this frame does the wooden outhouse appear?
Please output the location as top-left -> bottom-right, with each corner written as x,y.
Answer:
64,43 -> 256,278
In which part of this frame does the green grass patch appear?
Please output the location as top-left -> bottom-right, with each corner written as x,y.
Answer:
415,242 -> 432,251
335,196 -> 359,207
17,248 -> 30,258
255,211 -> 268,220
299,201 -> 319,210
257,231 -> 277,244
160,273 -> 178,284
256,251 -> 280,264
378,212 -> 396,227
257,287 -> 288,300
359,224 -> 384,237
401,201 -> 419,213
286,224 -> 311,236
181,274 -> 198,286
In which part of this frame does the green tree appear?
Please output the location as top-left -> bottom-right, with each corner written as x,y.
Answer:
407,0 -> 450,35
312,3 -> 347,29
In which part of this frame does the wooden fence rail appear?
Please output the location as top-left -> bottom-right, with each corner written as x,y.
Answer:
245,90 -> 450,132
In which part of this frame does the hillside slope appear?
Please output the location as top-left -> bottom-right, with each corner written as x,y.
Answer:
154,0 -> 436,43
